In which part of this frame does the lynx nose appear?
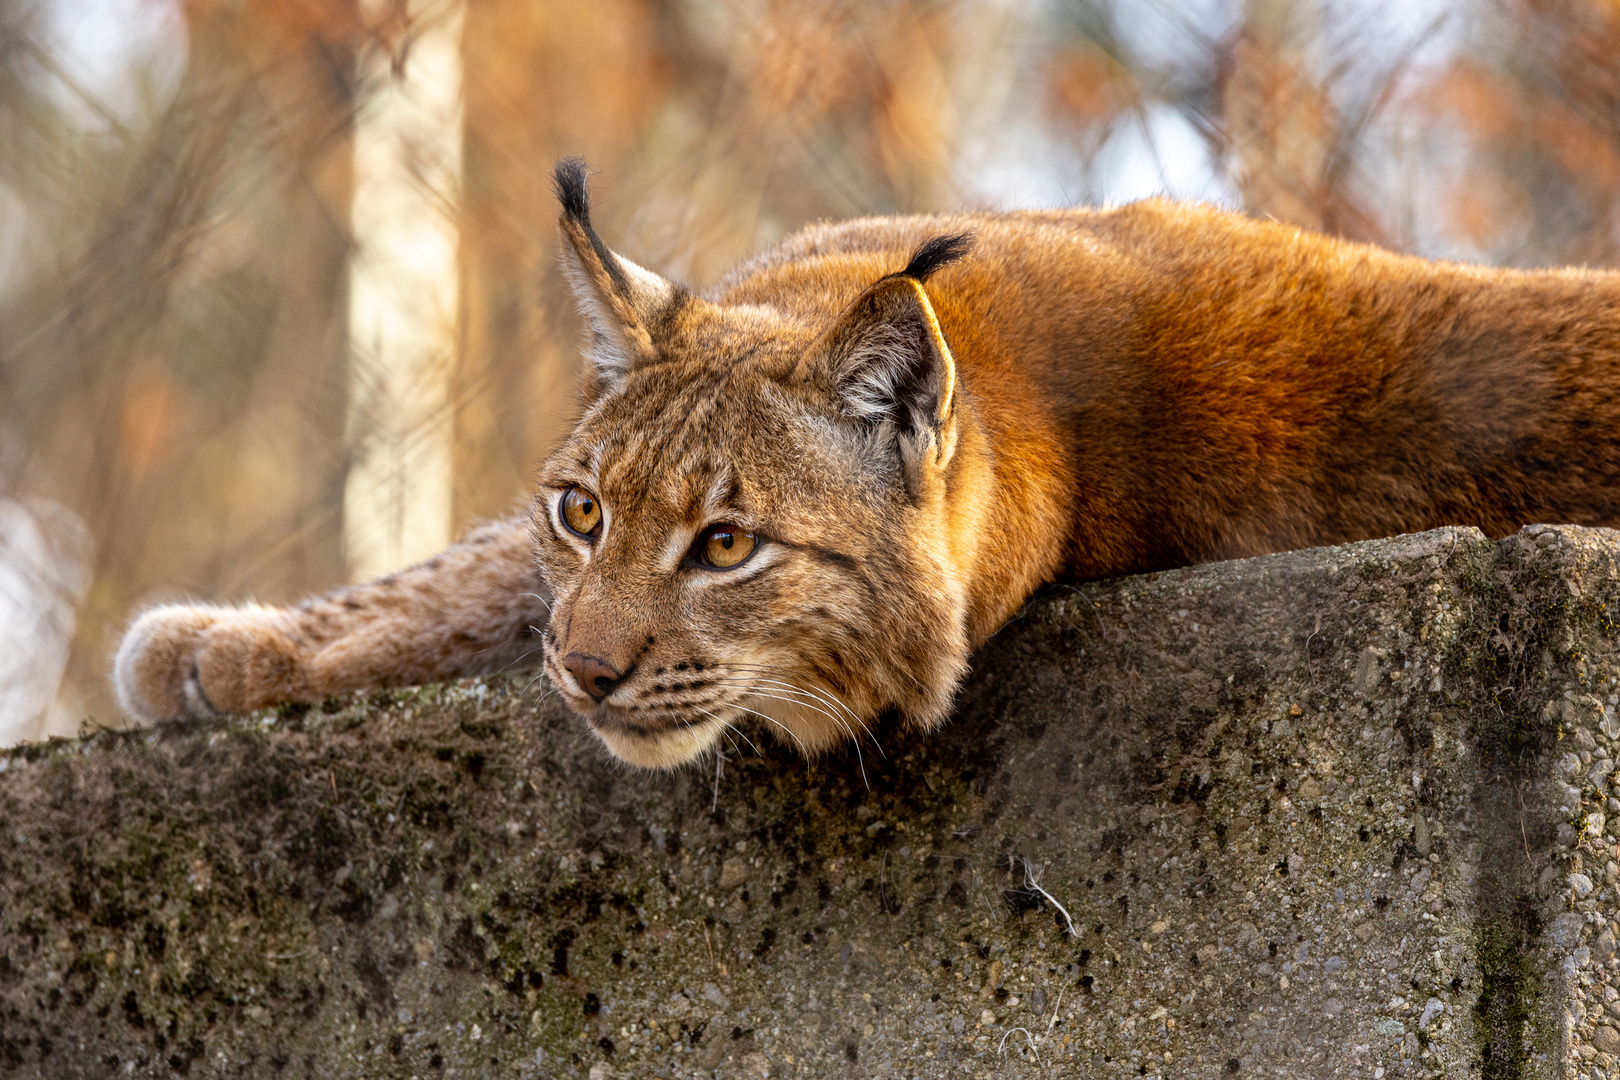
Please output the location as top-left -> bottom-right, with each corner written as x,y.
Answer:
563,653 -> 623,701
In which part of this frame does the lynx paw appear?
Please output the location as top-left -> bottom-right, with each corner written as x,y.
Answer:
114,604 -> 309,724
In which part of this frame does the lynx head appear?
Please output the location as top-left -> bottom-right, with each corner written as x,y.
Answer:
532,159 -> 982,768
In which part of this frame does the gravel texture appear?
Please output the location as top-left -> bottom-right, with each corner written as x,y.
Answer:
0,524 -> 1616,1078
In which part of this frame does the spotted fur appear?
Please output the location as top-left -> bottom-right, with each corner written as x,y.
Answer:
116,162 -> 1620,767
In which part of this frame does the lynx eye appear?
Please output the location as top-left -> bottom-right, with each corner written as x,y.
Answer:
696,525 -> 756,569
559,487 -> 602,538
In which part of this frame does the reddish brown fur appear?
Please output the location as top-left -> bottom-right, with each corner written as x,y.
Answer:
736,204 -> 1620,582
116,173 -> 1620,768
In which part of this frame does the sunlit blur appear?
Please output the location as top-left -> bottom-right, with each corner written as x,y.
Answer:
0,0 -> 1616,740
345,0 -> 461,582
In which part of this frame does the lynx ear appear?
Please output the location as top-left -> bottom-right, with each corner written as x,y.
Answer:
826,233 -> 973,440
553,158 -> 685,395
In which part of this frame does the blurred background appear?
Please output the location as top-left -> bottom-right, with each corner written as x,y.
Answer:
0,0 -> 1616,742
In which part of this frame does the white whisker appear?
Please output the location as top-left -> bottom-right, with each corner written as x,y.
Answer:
714,666 -> 884,767
715,681 -> 848,731
712,682 -> 868,789
710,683 -> 861,750
694,707 -> 760,757
723,701 -> 807,754
717,669 -> 863,729
719,665 -> 878,749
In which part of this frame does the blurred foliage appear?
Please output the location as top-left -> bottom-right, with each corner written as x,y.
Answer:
0,0 -> 1616,736
1428,0 -> 1620,265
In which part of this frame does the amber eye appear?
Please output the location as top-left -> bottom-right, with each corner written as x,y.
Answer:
696,525 -> 756,569
559,487 -> 602,538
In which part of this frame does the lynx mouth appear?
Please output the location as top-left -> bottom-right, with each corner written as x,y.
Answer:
587,710 -> 726,769
543,644 -> 853,766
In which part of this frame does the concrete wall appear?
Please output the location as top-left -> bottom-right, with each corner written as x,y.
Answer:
0,524 -> 1617,1079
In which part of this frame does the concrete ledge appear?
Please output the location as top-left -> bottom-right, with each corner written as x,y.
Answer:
1,525 -> 1618,1079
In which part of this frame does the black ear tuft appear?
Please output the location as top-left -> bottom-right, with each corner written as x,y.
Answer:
897,232 -> 975,283
553,157 -> 630,295
553,157 -> 593,224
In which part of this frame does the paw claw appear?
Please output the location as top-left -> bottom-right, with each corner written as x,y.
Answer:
115,604 -> 307,724
114,606 -> 222,724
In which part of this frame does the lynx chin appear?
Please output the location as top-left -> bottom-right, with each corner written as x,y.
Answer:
116,158 -> 1620,768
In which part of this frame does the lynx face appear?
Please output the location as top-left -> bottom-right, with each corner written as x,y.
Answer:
536,161 -> 978,768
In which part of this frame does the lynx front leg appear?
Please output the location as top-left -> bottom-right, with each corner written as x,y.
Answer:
114,516 -> 550,724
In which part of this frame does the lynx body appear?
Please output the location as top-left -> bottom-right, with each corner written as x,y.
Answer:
116,162 -> 1620,766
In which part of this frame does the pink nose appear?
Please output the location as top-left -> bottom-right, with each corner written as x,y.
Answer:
562,654 -> 623,700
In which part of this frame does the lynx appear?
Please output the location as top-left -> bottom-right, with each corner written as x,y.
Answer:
116,159 -> 1620,767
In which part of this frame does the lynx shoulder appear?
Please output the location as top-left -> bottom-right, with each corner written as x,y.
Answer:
116,159 -> 1620,767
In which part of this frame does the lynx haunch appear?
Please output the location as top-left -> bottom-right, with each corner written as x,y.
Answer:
116,160 -> 1620,767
